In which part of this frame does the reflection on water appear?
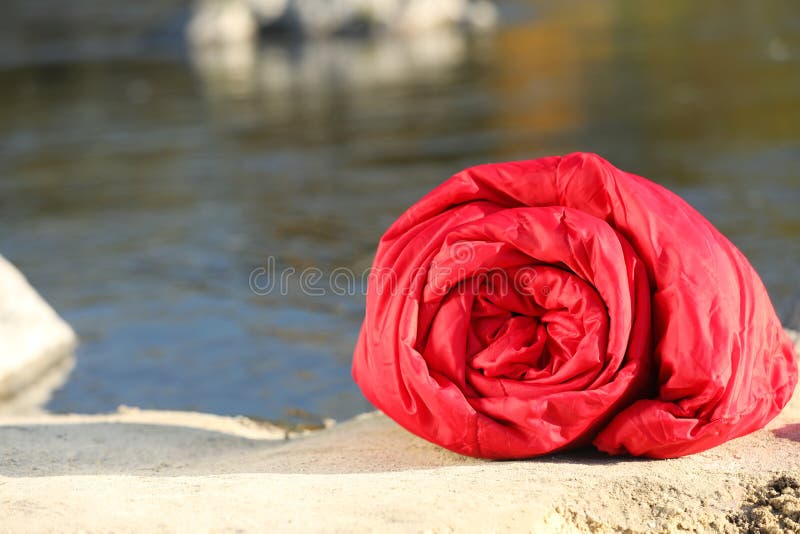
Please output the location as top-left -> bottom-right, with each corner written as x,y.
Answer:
0,0 -> 798,420
0,356 -> 76,415
191,28 -> 475,99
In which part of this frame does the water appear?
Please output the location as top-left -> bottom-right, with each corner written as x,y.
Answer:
1,0 -> 798,422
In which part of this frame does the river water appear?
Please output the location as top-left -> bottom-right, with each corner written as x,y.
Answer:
1,0 -> 798,422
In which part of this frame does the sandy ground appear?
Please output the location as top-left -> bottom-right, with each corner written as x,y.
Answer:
1,334 -> 798,533
0,395 -> 798,532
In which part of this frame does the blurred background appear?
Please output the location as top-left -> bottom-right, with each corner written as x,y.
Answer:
0,0 -> 798,426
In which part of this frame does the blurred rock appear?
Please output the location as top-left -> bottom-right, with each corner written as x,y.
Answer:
187,0 -> 258,45
0,255 -> 77,410
186,0 -> 497,45
389,0 -> 497,35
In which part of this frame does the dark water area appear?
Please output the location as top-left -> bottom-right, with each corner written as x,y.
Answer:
1,0 -> 798,421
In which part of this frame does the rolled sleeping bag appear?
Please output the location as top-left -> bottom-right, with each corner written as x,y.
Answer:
352,152 -> 797,459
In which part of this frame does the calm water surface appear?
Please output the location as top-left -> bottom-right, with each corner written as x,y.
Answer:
1,0 -> 798,421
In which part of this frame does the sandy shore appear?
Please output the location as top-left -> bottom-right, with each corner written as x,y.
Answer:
0,387 -> 797,532
1,332 -> 798,532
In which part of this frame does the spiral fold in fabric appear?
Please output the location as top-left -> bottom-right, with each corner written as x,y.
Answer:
352,152 -> 797,459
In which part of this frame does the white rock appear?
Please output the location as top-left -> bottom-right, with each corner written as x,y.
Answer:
0,255 -> 77,404
292,0 -> 497,35
393,0 -> 466,34
187,0 -> 496,44
187,0 -> 259,45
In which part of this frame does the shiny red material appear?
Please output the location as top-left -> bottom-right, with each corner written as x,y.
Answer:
352,152 -> 797,459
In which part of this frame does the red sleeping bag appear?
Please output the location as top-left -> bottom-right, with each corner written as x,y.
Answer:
352,152 -> 797,458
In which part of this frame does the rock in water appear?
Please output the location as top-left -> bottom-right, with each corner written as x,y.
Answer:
187,0 -> 259,45
186,0 -> 498,44
0,255 -> 77,403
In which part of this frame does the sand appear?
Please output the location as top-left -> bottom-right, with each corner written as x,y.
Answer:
1,393 -> 798,532
1,333 -> 798,532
